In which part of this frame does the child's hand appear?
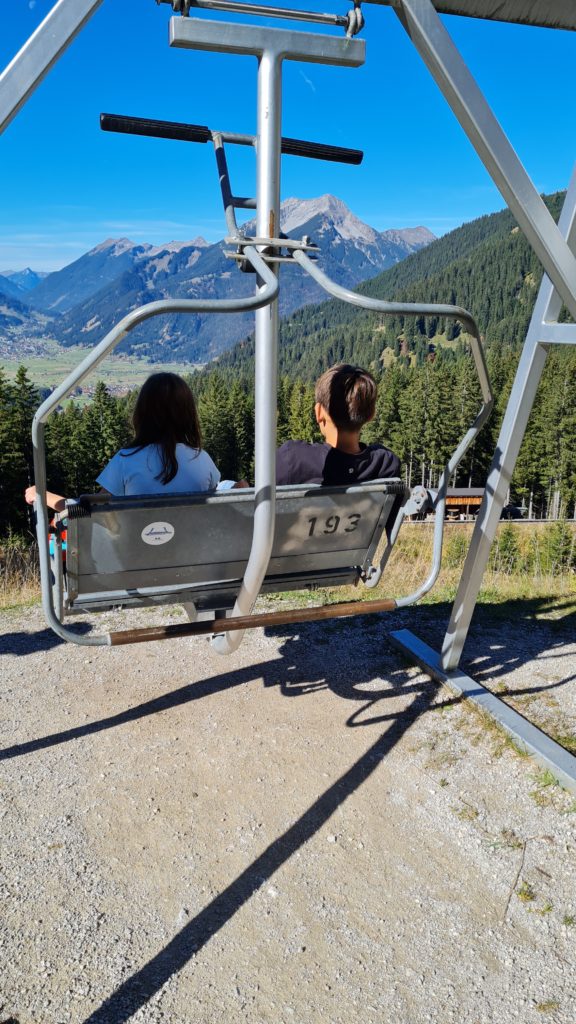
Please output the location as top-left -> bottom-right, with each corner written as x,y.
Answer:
25,485 -> 37,505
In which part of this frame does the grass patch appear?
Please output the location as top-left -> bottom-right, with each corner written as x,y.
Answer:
455,804 -> 479,822
494,828 -> 523,850
534,901 -> 553,916
517,881 -> 536,903
531,768 -> 560,789
0,534 -> 40,610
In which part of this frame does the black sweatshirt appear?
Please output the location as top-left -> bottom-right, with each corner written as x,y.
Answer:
276,440 -> 401,486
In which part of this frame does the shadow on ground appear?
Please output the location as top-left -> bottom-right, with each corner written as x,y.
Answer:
0,595 -> 574,1022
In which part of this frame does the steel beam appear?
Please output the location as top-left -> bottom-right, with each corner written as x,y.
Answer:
540,323 -> 576,346
0,0 -> 103,134
170,17 -> 365,65
440,169 -> 576,670
395,0 -> 576,322
391,629 -> 576,795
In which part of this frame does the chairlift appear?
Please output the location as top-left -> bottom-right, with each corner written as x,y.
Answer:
14,0 -> 491,650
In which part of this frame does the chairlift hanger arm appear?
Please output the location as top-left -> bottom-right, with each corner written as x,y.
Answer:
100,112 -> 363,165
292,246 -> 492,401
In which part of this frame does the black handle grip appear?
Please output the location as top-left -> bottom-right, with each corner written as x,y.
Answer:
100,113 -> 211,144
100,112 -> 363,166
281,136 -> 363,165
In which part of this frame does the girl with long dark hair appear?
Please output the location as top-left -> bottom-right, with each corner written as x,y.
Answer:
96,372 -> 226,494
25,372 -> 238,509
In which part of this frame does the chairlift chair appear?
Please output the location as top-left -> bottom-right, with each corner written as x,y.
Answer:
13,0 -> 492,650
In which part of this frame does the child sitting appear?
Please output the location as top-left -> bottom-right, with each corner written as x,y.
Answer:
25,372 -> 245,510
276,363 -> 400,485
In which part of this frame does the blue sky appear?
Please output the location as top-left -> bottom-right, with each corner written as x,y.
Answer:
0,1 -> 574,271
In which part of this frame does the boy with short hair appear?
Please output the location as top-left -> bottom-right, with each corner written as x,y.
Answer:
276,363 -> 400,485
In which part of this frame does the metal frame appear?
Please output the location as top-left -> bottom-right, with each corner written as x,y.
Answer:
31,248 -> 279,646
169,18 -> 365,653
379,0 -> 576,790
0,0 -> 104,134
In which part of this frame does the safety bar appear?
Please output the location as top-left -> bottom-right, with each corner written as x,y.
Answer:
100,113 -> 363,165
292,247 -> 494,602
31,246 -> 279,648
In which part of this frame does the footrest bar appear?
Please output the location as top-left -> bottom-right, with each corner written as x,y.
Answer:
109,595 -> 397,646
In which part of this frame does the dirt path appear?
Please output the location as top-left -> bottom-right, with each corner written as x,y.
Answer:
1,598 -> 575,1024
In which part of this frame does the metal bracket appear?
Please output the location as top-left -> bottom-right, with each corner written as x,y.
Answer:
400,485 -> 431,518
157,0 -> 365,37
225,234 -> 319,269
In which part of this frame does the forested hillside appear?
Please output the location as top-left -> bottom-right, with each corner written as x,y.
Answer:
219,193 -> 565,380
1,192 -> 575,537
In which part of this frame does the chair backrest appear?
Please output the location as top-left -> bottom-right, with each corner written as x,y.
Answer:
64,480 -> 406,613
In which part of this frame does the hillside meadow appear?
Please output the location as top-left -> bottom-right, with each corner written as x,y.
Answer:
2,520 -> 575,612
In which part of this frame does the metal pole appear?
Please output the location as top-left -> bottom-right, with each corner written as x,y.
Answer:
109,595 -> 398,646
440,168 -> 576,670
0,0 -> 104,134
158,0 -> 349,29
212,48 -> 282,655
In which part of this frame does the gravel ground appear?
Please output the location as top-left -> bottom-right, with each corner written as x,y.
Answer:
1,596 -> 575,1024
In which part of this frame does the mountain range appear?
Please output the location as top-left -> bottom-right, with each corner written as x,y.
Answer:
214,192 -> 566,383
0,195 -> 434,363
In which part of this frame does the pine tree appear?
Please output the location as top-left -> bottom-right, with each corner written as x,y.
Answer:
228,380 -> 254,481
197,372 -> 235,476
0,366 -> 38,534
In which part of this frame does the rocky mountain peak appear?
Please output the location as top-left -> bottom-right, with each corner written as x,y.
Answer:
146,238 -> 208,258
278,194 -> 381,245
90,238 -> 152,257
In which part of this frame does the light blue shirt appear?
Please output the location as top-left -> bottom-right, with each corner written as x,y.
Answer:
96,443 -> 224,495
